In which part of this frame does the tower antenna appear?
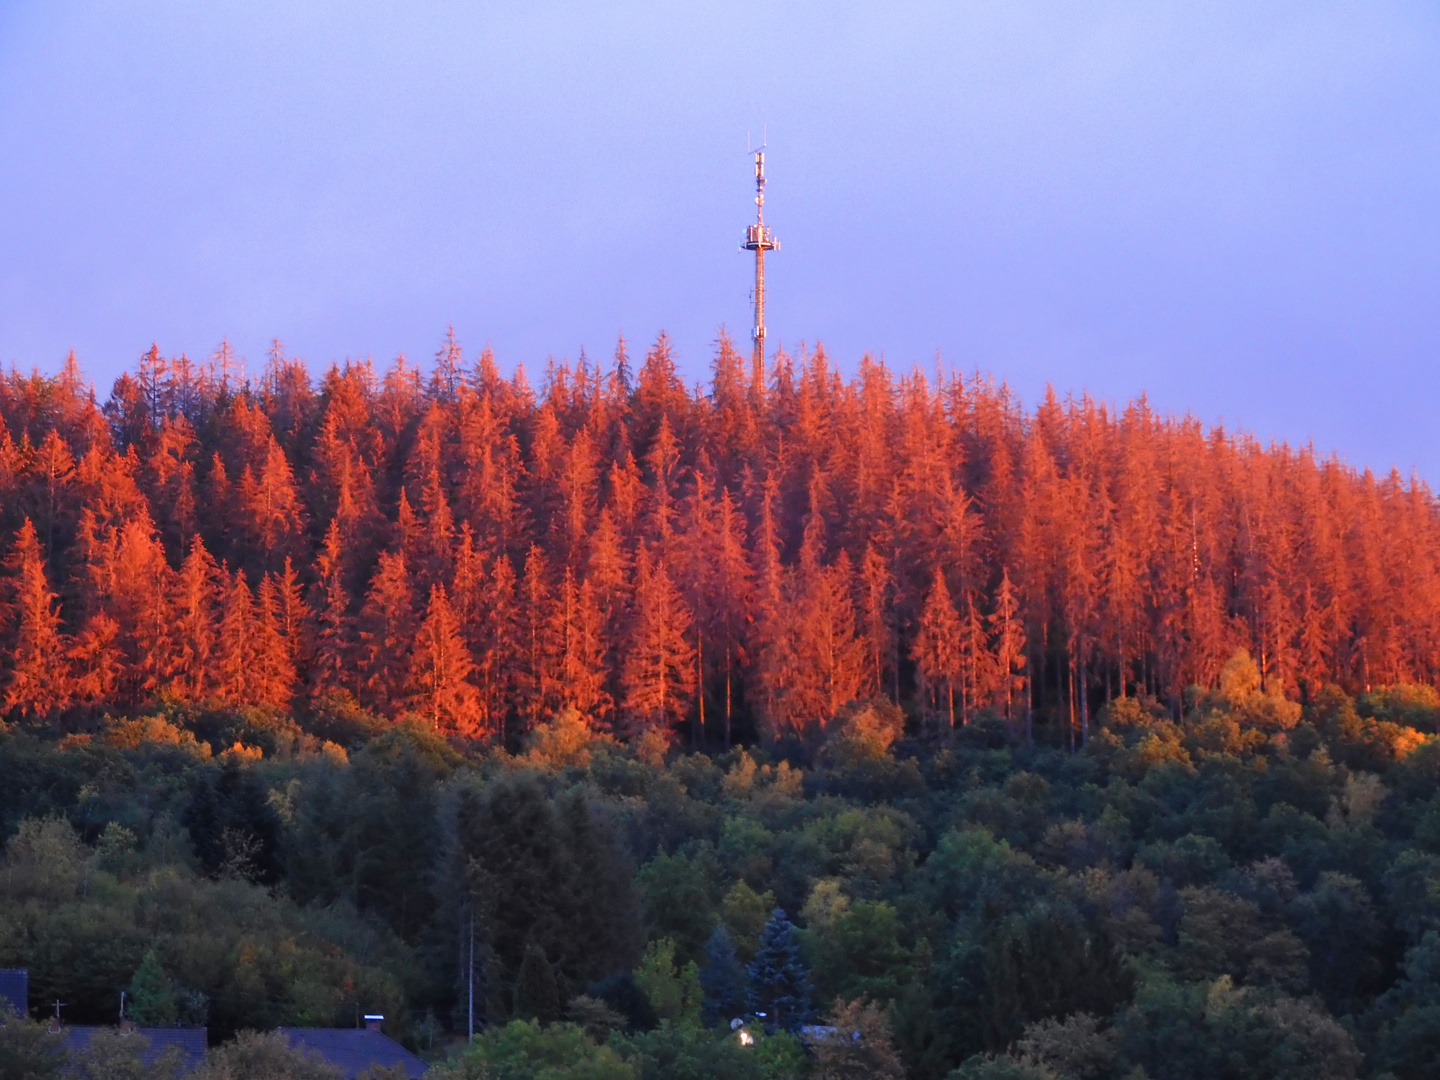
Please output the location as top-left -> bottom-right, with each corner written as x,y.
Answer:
741,133 -> 779,394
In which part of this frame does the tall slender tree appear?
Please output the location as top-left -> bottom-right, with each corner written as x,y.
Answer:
3,519 -> 70,716
621,547 -> 694,739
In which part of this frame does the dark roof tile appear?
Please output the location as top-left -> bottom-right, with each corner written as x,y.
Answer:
62,1026 -> 208,1076
277,1027 -> 428,1078
0,969 -> 27,1017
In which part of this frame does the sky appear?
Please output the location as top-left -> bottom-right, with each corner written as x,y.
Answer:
1,2 -> 1438,477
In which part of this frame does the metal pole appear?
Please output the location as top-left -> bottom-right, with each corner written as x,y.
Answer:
742,146 -> 778,397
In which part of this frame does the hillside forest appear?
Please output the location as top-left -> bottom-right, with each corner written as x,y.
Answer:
1,334 -> 1440,1079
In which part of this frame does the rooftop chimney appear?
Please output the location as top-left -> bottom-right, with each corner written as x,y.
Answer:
364,1014 -> 384,1032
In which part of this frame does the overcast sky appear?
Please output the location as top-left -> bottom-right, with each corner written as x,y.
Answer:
1,2 -> 1438,476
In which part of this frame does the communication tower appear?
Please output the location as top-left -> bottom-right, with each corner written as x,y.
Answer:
741,143 -> 779,392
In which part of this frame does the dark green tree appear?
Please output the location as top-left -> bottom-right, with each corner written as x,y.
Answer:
1366,930 -> 1440,1080
635,852 -> 717,967
513,941 -> 561,1023
0,1002 -> 66,1080
554,789 -> 644,985
700,925 -> 746,1026
746,909 -> 811,1032
1289,872 -> 1383,1015
126,950 -> 178,1027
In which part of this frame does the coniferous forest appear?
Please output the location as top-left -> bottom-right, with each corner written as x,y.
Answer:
3,333 -> 1440,1078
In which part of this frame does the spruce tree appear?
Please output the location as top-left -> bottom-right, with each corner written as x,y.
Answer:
700,924 -> 747,1026
746,908 -> 812,1032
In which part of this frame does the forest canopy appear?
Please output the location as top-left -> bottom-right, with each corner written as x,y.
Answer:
0,332 -> 1434,741
1,334 -> 1439,1080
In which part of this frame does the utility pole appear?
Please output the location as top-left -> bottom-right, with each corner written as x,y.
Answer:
741,143 -> 779,394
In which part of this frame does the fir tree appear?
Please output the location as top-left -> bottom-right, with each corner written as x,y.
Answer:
127,949 -> 178,1026
746,908 -> 812,1032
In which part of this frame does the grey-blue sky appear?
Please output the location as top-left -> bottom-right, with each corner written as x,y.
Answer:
1,2 -> 1437,475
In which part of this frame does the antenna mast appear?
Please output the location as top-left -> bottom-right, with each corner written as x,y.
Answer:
741,141 -> 779,393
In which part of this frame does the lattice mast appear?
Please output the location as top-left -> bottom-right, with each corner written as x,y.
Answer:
741,146 -> 779,392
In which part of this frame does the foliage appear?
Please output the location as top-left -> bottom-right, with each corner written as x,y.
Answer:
63,1028 -> 186,1080
699,926 -> 746,1026
812,997 -> 906,1080
747,910 -> 812,1032
631,939 -> 701,1026
431,1019 -> 636,1080
0,1002 -> 65,1080
125,951 -> 176,1027
189,1030 -> 341,1080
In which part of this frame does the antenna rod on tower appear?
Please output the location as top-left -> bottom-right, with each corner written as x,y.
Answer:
741,142 -> 779,394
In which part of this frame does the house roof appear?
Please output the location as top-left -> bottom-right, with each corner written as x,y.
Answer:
62,1026 -> 208,1075
0,969 -> 26,1017
277,1027 -> 428,1078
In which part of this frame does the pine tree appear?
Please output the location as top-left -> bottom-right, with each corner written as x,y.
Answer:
516,545 -> 560,733
913,567 -> 962,730
700,924 -> 747,1025
69,613 -> 122,704
127,949 -> 178,1026
417,463 -> 455,594
243,434 -> 306,573
432,325 -> 463,401
991,566 -> 1028,729
408,584 -> 483,736
85,516 -> 175,703
311,518 -> 354,695
357,550 -> 417,714
710,488 -> 754,748
620,547 -> 694,740
858,543 -> 896,704
557,571 -> 611,722
3,519 -> 70,716
253,573 -> 297,708
272,557 -> 310,683
957,589 -> 994,725
215,568 -> 257,704
555,427 -> 598,569
172,536 -> 220,700
746,908 -> 812,1032
475,554 -> 521,743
